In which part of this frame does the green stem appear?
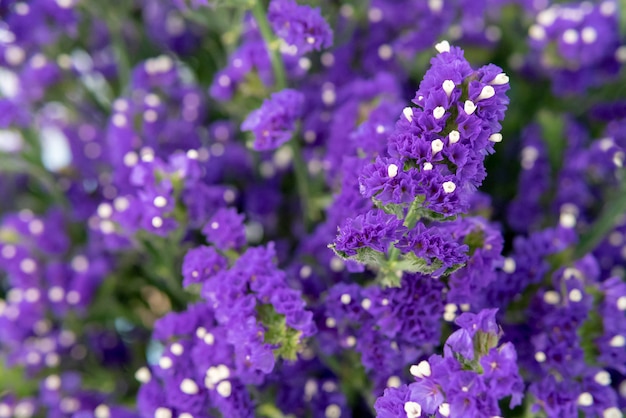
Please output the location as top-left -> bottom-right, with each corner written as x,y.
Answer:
251,0 -> 317,229
250,0 -> 287,90
574,174 -> 626,259
289,137 -> 318,229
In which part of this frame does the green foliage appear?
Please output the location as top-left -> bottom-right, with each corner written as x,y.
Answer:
257,304 -> 303,361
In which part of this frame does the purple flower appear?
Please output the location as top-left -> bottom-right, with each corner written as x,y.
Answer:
333,209 -> 404,257
268,0 -> 333,55
242,89 -> 305,151
202,208 -> 246,251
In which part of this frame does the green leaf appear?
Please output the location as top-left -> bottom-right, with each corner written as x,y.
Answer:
403,195 -> 425,229
257,304 -> 303,361
373,198 -> 405,219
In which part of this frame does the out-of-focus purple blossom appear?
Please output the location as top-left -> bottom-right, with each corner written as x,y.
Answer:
268,0 -> 333,55
242,89 -> 305,151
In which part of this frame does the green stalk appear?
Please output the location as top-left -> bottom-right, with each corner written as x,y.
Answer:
250,0 -> 317,229
574,172 -> 626,259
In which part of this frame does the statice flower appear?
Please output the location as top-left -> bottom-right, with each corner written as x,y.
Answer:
375,309 -> 523,417
268,0 -> 333,55
333,209 -> 404,257
527,0 -> 622,94
242,89 -> 305,151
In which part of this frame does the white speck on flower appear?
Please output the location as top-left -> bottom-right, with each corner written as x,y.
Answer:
602,407 -> 622,418
340,294 -> 351,304
433,106 -> 446,120
529,25 -> 546,41
159,356 -> 173,370
66,290 -> 80,305
569,289 -> 583,302
489,133 -> 503,143
595,370 -> 611,386
326,317 -> 336,328
404,401 -> 422,418
321,52 -> 335,67
154,407 -> 173,418
581,27 -> 597,44
387,376 -> 401,388
438,403 -> 451,417
563,29 -> 579,44
431,139 -> 444,154
217,380 -> 232,397
543,290 -> 560,305
20,258 -> 37,274
300,265 -> 312,279
98,203 -> 113,219
112,113 -> 127,128
304,379 -> 318,401
361,298 -> 372,310
613,151 -> 624,167
490,73 -> 509,85
376,125 -> 386,134
5,45 -> 25,66
345,336 -> 356,347
94,404 -> 110,418
322,87 -> 336,106
503,257 -> 516,273
387,164 -> 399,178
464,100 -> 476,115
600,1 -> 616,16
330,257 -> 344,272
477,85 -> 495,101
60,397 -> 80,413
299,57 -> 311,71
578,392 -> 594,406
409,361 -> 431,378
614,46 -> 626,63
368,7 -> 383,22
170,342 -> 184,356
442,80 -> 455,97
325,404 -> 341,418
24,288 -> 40,303
435,40 -> 450,53
180,378 -> 199,395
151,217 -> 163,229
378,44 -> 393,60
403,107 -> 413,122
442,181 -> 456,194
616,296 -> 626,311
218,75 -> 230,87
204,333 -> 215,345
535,351 -> 546,363
45,375 -> 61,390
48,286 -> 65,302
135,367 -> 151,383
1,245 -> 16,259
423,162 -> 433,171
448,130 -> 460,144
153,196 -> 167,208
123,151 -> 138,167
428,0 -> 443,12
559,212 -> 577,228
609,335 -> 625,347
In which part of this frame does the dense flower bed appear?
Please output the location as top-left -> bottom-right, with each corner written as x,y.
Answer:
0,0 -> 626,417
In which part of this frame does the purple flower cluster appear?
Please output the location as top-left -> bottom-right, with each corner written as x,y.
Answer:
375,309 -> 523,418
2,0 -> 626,416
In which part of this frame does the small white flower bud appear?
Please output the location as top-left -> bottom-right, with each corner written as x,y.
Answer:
433,106 -> 446,119
503,257 -> 516,273
448,130 -> 460,144
562,29 -> 579,44
442,80 -> 455,97
431,139 -> 444,154
409,361 -> 431,378
442,181 -> 456,193
464,100 -> 477,115
477,85 -> 495,101
609,335 -> 625,347
594,370 -> 611,386
569,289 -> 583,302
340,294 -> 351,304
543,291 -> 560,305
438,403 -> 451,417
489,133 -> 503,143
423,162 -> 433,171
535,351 -> 546,363
404,401 -> 422,418
577,392 -> 593,406
387,164 -> 399,178
435,40 -> 450,53
180,378 -> 199,395
489,73 -> 509,85
403,107 -> 413,122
